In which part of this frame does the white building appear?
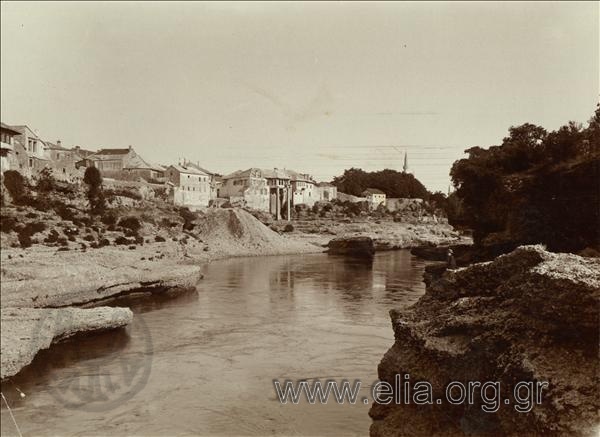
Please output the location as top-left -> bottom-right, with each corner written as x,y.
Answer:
165,164 -> 211,210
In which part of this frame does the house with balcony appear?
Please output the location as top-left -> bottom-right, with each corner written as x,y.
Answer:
0,122 -> 20,173
10,125 -> 50,176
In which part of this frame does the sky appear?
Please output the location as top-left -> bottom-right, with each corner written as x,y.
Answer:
1,1 -> 598,192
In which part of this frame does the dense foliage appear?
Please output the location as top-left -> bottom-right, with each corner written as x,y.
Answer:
331,168 -> 429,199
83,167 -> 106,215
450,106 -> 600,252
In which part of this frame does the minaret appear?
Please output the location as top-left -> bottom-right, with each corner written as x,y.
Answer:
403,151 -> 409,173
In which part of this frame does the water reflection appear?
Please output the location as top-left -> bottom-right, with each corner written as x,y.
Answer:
1,251 -> 429,437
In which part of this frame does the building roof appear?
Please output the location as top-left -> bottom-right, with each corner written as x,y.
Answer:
124,154 -> 163,171
168,164 -> 207,176
0,122 -> 20,136
95,148 -> 131,155
44,141 -> 68,151
286,169 -> 315,183
362,188 -> 386,195
222,168 -> 260,180
316,182 -> 335,187
260,168 -> 291,180
185,161 -> 216,176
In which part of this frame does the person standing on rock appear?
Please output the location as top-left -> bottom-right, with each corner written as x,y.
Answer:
447,248 -> 456,269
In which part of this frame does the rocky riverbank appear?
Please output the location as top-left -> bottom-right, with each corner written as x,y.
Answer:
1,207 -> 461,380
0,208 -> 324,379
370,245 -> 600,436
1,307 -> 133,379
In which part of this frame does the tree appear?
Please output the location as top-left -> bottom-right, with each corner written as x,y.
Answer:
450,107 -> 599,252
83,167 -> 106,215
331,168 -> 428,199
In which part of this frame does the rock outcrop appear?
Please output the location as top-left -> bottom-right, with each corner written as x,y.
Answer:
370,245 -> 600,436
1,307 -> 133,379
328,236 -> 375,258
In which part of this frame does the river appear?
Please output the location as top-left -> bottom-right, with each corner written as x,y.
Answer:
1,251 -> 430,436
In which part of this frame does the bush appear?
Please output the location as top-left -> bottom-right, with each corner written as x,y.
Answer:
44,230 -> 60,244
36,168 -> 57,193
18,232 -> 32,248
155,235 -> 166,242
83,234 -> 95,242
3,170 -> 27,202
55,203 -> 76,221
283,223 -> 294,232
118,216 -> 142,234
0,215 -> 18,233
114,236 -> 134,245
178,207 -> 196,231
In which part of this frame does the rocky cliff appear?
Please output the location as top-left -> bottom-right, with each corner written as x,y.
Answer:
370,246 -> 599,436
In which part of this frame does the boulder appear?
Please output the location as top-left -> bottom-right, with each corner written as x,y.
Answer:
327,236 -> 375,258
370,245 -> 600,436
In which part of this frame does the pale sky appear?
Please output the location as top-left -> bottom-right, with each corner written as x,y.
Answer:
1,1 -> 598,192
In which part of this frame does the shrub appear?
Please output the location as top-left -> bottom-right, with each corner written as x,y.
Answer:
283,223 -> 294,232
3,170 -> 27,202
0,215 -> 18,233
101,213 -> 117,226
118,216 -> 142,234
44,230 -> 60,244
98,238 -> 110,247
36,168 -> 57,193
114,236 -> 134,245
18,232 -> 32,248
155,235 -> 166,242
25,212 -> 38,219
55,204 -> 76,221
83,234 -> 95,242
179,207 -> 196,231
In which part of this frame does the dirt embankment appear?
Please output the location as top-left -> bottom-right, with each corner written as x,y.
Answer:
370,245 -> 600,436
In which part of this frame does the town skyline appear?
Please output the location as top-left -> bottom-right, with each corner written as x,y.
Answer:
1,2 -> 598,192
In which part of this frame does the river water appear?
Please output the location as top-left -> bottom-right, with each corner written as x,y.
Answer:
1,251 -> 429,436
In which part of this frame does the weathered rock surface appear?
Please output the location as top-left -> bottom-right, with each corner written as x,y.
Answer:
1,307 -> 132,379
328,236 -> 375,258
0,245 -> 202,308
370,245 -> 600,436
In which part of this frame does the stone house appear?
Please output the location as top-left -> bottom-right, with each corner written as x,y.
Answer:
287,170 -> 317,207
184,160 -> 219,200
315,182 -> 338,202
165,163 -> 211,209
42,140 -> 85,182
78,146 -> 136,178
10,125 -> 50,176
219,168 -> 270,212
361,188 -> 387,207
122,154 -> 165,181
0,122 -> 20,173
